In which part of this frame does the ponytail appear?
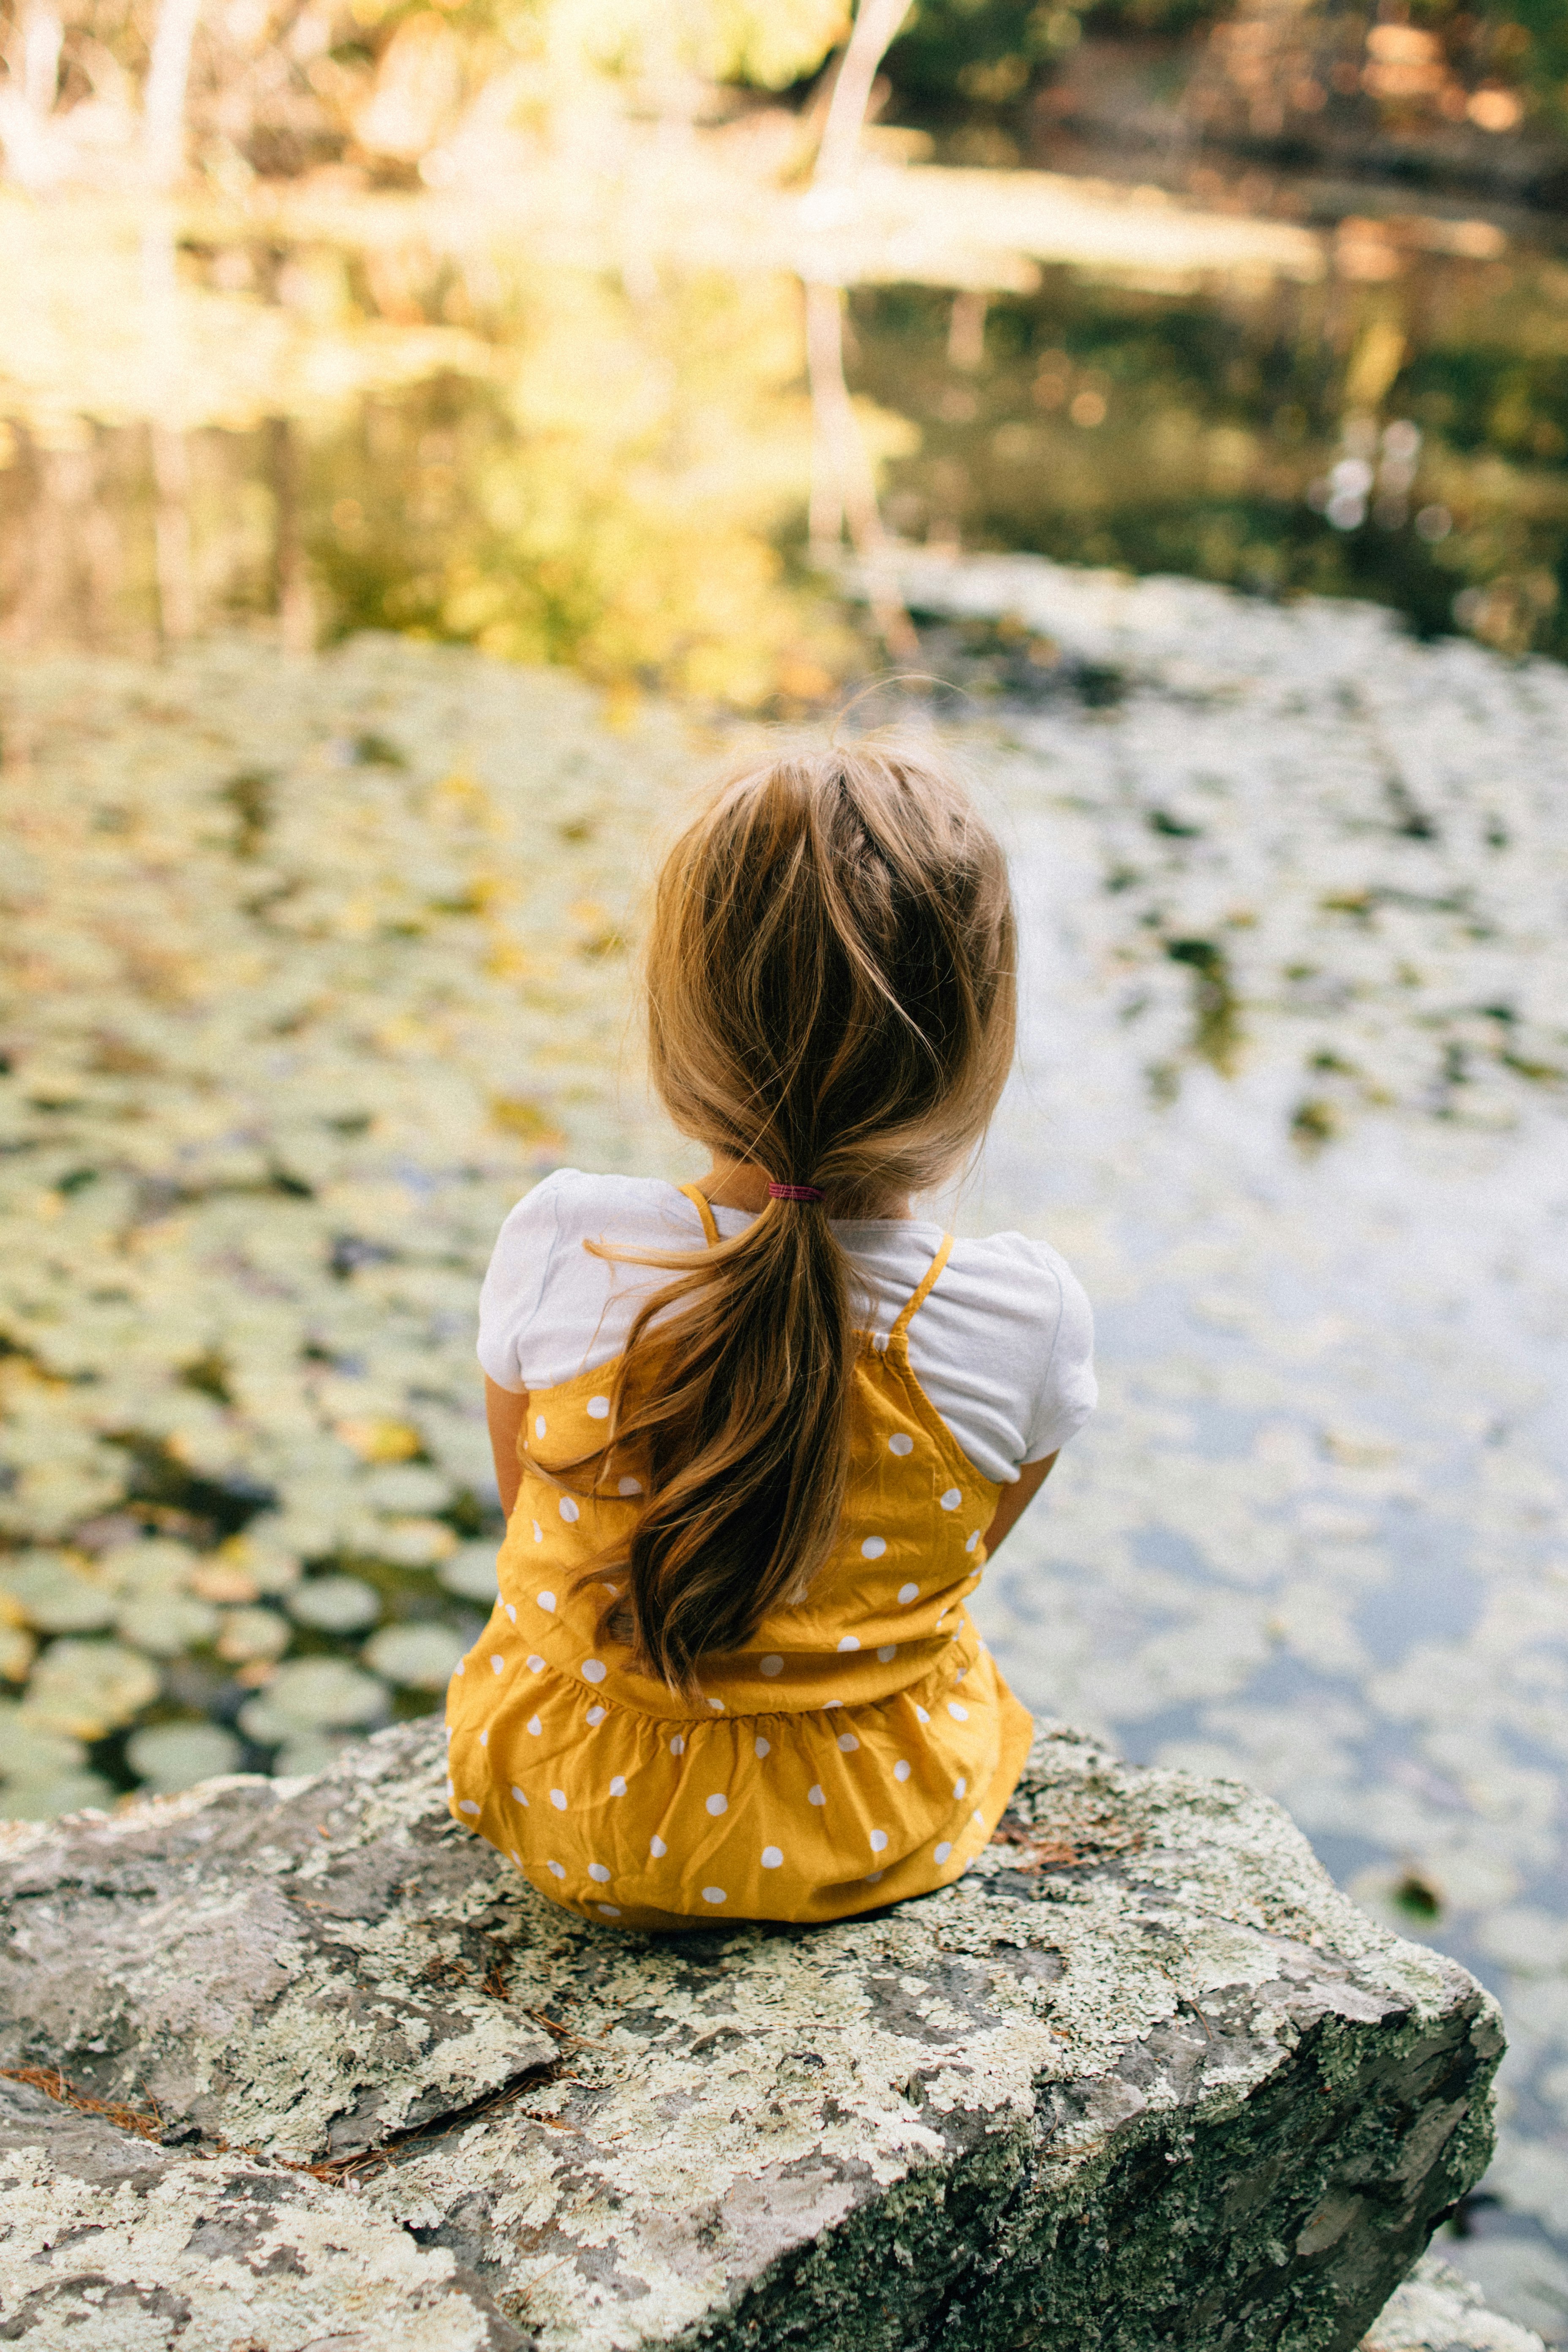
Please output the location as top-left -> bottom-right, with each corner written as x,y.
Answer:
572,742 -> 1015,1693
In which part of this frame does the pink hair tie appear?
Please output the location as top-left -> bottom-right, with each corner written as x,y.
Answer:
768,1182 -> 825,1203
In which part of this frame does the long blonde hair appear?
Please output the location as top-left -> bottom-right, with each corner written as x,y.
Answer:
576,740 -> 1016,1692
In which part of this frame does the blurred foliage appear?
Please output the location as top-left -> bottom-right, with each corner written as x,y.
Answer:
885,0 -> 1568,142
308,265 -> 848,705
855,267 -> 1568,659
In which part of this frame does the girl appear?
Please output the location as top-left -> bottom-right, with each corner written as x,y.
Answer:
446,742 -> 1094,1930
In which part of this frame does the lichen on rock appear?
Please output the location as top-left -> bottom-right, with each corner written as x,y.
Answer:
0,1720 -> 1503,2349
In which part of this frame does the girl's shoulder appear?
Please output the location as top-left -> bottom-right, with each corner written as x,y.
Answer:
491,1168 -> 705,1250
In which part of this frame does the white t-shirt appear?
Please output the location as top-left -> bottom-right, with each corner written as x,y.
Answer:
476,1172 -> 1095,1489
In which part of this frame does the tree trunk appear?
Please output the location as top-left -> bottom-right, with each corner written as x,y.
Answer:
143,0 -> 202,186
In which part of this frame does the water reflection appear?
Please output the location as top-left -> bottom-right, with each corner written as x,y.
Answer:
3,173 -> 1565,677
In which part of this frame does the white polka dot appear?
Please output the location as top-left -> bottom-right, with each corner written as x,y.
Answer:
888,1432 -> 914,1457
597,1903 -> 621,1918
547,1859 -> 565,1878
954,1666 -> 967,1682
511,1784 -> 528,1803
527,1655 -> 545,1673
670,1734 -> 685,1755
973,1810 -> 985,1827
582,1658 -> 607,1684
894,1759 -> 911,1782
531,1520 -> 543,1543
877,1645 -> 896,1663
588,1862 -> 611,1883
490,1654 -> 505,1675
650,1835 -> 667,1858
586,1706 -> 606,1726
537,1590 -> 556,1611
535,1415 -> 546,1438
754,1736 -> 770,1759
445,1777 -> 454,1797
807,1784 -> 826,1807
526,1713 -> 542,1736
550,1788 -> 567,1810
861,1536 -> 886,1560
708,1696 -> 724,1712
761,1845 -> 783,1869
965,1530 -> 980,1554
897,1583 -> 919,1605
705,1793 -> 728,1816
934,1841 -> 953,1865
914,1705 -> 931,1724
504,1605 -> 516,1624
954,1775 -> 967,1798
510,1850 -> 521,1866
948,1701 -> 969,1721
837,1732 -> 859,1753
865,1870 -> 884,1884
760,1654 -> 784,1677
587,1395 -> 610,1419
559,1495 -> 579,1522
478,1729 -> 488,1747
702,1886 -> 726,1905
940,1488 -> 961,1512
869,1829 -> 888,1852
458,1798 -> 479,1816
618,1476 -> 642,1495
454,1659 -> 464,1675
837,1635 -> 860,1653
824,1699 -> 842,1709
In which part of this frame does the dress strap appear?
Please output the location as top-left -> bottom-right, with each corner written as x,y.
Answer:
678,1182 -> 720,1247
889,1234 -> 954,1344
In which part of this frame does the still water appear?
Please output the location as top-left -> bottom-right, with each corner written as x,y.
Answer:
3,174 -> 1567,676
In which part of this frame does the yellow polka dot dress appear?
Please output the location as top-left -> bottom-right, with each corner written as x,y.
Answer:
446,1187 -> 1034,1930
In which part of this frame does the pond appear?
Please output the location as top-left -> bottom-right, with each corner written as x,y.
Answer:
0,148 -> 1566,2344
3,161 -> 1567,678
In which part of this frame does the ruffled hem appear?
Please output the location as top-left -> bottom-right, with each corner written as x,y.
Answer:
446,1631 -> 1033,1929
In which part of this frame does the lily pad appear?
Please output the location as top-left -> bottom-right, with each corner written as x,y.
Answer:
0,1552 -> 115,1634
359,1464 -> 452,1513
237,1658 -> 387,1743
21,1640 -> 161,1739
287,1576 -> 381,1634
125,1720 -> 243,1790
115,1592 -> 221,1656
0,1702 -> 87,1780
0,1768 -> 115,1820
98,1539 -> 201,1595
273,1732 -> 351,1778
221,1529 -> 305,1593
215,1607 -> 291,1663
0,1628 -> 36,1682
362,1622 -> 466,1690
372,1517 -> 458,1567
438,1543 -> 500,1603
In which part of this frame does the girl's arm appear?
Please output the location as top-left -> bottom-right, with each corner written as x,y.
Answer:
485,1377 -> 529,1521
981,1452 -> 1058,1557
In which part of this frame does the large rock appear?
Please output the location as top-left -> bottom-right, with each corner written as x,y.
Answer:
0,1720 -> 1501,2351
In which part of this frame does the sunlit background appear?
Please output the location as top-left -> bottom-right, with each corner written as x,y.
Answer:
1,0 -> 1566,2336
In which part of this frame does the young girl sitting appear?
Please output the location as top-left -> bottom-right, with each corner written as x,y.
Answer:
446,741 -> 1095,1930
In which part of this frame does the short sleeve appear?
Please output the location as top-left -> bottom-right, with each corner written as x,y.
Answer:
476,1171 -> 568,1392
1023,1252 -> 1097,1462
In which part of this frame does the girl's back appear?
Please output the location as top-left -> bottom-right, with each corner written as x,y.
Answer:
445,741 -> 1095,1928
